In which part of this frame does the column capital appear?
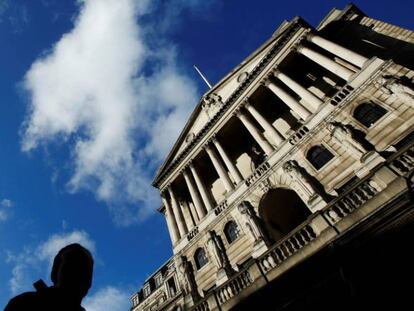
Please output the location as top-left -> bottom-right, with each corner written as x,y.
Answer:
291,42 -> 305,54
203,141 -> 213,151
160,189 -> 167,199
180,167 -> 189,177
270,67 -> 281,78
260,77 -> 272,87
242,97 -> 251,108
304,31 -> 316,41
210,133 -> 218,144
232,107 -> 245,118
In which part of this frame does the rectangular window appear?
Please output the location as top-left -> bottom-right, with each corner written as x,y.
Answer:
155,275 -> 163,287
143,285 -> 151,298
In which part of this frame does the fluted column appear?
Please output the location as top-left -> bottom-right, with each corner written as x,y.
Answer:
212,136 -> 243,184
205,143 -> 234,192
307,34 -> 368,68
244,99 -> 284,146
263,79 -> 311,120
272,70 -> 323,112
189,163 -> 214,212
236,110 -> 274,155
296,46 -> 354,81
183,169 -> 206,220
167,186 -> 188,236
161,194 -> 180,244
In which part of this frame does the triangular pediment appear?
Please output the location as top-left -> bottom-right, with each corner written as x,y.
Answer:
153,21 -> 291,186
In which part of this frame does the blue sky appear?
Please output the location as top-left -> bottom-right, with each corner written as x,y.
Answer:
0,0 -> 413,309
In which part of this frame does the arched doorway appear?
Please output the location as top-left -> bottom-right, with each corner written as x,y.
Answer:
259,188 -> 311,243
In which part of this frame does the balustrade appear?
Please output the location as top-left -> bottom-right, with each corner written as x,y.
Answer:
325,178 -> 379,224
193,300 -> 209,311
187,226 -> 199,241
214,200 -> 228,216
330,85 -> 354,106
216,270 -> 252,305
245,161 -> 271,186
259,224 -> 317,273
288,125 -> 309,145
390,147 -> 414,175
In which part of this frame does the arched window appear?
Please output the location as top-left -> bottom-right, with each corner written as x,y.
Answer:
194,248 -> 208,270
307,145 -> 334,170
353,102 -> 387,128
224,221 -> 240,244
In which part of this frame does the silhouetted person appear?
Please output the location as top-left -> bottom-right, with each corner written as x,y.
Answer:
4,243 -> 93,311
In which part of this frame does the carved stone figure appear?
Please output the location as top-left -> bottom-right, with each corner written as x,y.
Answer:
238,201 -> 267,243
177,256 -> 200,300
328,122 -> 367,159
283,160 -> 317,200
377,75 -> 414,104
207,231 -> 233,274
202,93 -> 224,118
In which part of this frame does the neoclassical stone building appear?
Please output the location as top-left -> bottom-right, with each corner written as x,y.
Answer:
131,4 -> 414,311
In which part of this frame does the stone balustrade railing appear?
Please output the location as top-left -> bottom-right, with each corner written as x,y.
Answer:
216,270 -> 253,305
288,125 -> 310,146
214,200 -> 229,216
259,223 -> 317,273
245,161 -> 271,187
324,178 -> 380,224
187,226 -> 199,241
329,85 -> 354,106
193,299 -> 210,311
389,146 -> 414,176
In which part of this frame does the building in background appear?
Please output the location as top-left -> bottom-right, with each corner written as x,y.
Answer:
130,4 -> 414,311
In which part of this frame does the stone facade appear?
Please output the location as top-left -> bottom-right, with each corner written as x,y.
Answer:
131,4 -> 414,311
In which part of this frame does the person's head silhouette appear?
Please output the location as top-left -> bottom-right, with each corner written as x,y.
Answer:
51,243 -> 94,301
4,243 -> 94,311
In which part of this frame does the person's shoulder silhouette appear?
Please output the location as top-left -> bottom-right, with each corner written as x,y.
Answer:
4,243 -> 94,311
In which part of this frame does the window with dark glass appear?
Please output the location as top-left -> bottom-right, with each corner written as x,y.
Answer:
353,102 -> 387,128
143,284 -> 151,298
155,274 -> 162,288
224,221 -> 240,244
194,248 -> 208,270
307,145 -> 334,170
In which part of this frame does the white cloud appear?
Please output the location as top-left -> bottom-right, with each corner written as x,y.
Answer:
6,230 -> 95,294
83,286 -> 130,311
21,0 -> 209,225
0,199 -> 14,222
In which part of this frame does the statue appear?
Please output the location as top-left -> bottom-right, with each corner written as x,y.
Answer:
238,201 -> 267,243
207,231 -> 234,274
328,122 -> 367,159
177,256 -> 200,300
283,160 -> 317,201
376,75 -> 414,104
202,93 -> 224,118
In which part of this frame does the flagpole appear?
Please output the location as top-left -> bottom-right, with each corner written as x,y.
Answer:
193,65 -> 212,89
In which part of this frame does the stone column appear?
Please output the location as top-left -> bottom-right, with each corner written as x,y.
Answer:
296,45 -> 354,81
307,34 -> 368,68
161,194 -> 180,244
235,110 -> 274,155
183,169 -> 206,220
205,143 -> 234,192
167,186 -> 188,236
189,163 -> 214,212
212,136 -> 243,184
244,99 -> 284,146
272,70 -> 323,112
262,79 -> 311,120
